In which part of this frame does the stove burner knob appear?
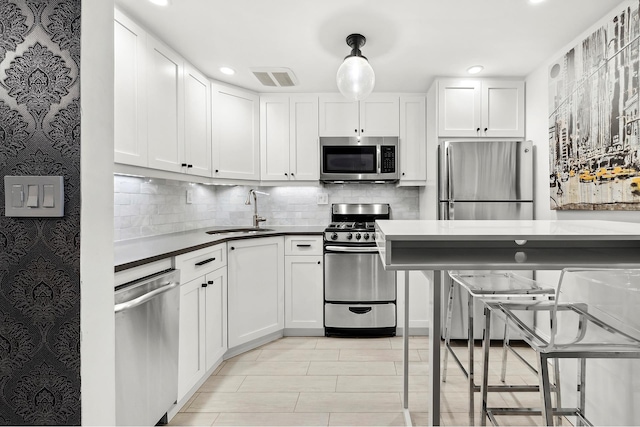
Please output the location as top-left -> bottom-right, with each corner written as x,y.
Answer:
363,233 -> 370,240
347,233 -> 353,240
331,232 -> 338,241
355,233 -> 361,240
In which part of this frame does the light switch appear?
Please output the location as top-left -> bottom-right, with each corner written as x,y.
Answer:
26,185 -> 38,207
11,185 -> 24,208
4,176 -> 64,217
43,184 -> 55,207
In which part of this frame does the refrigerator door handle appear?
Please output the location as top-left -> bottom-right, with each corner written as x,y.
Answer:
449,201 -> 454,220
446,144 -> 453,201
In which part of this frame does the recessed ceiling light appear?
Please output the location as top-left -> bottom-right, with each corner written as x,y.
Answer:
148,0 -> 170,5
220,67 -> 235,76
467,65 -> 484,75
529,0 -> 546,4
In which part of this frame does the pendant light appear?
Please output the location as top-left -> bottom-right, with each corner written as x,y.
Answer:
336,34 -> 375,101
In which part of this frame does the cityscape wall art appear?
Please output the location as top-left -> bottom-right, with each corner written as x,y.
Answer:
549,0 -> 640,210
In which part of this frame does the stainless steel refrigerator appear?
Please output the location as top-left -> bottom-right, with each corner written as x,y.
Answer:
438,139 -> 534,339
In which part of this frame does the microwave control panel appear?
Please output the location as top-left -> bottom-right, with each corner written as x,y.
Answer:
381,146 -> 396,173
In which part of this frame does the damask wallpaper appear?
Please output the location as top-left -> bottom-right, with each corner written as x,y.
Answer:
0,0 -> 81,424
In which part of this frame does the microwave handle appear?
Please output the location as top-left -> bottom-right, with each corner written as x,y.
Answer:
377,146 -> 381,173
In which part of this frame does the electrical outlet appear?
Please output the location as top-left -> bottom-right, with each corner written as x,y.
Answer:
316,193 -> 328,205
186,189 -> 193,204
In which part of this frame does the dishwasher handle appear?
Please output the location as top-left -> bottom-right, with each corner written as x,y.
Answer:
115,281 -> 179,313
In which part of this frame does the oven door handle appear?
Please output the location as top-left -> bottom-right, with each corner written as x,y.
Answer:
325,245 -> 380,253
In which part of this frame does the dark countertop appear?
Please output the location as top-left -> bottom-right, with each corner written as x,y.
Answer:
114,225 -> 325,272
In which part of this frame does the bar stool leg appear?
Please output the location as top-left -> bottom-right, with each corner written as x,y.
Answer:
577,357 -> 587,426
468,291 -> 475,426
553,359 -> 563,426
500,319 -> 510,383
537,354 -> 554,426
480,305 -> 492,427
442,280 -> 455,382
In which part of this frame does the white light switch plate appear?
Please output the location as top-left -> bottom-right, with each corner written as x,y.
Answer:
186,189 -> 193,204
316,193 -> 328,205
4,176 -> 64,217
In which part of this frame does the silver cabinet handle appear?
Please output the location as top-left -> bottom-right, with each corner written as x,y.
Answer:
115,281 -> 179,313
325,246 -> 379,253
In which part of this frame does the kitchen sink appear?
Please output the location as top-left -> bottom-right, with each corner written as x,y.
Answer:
206,227 -> 274,235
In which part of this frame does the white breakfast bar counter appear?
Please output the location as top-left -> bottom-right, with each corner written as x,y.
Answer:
374,219 -> 640,426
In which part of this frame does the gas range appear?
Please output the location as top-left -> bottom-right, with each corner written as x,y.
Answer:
322,203 -> 396,338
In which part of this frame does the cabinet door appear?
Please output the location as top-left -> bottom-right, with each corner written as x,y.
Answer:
360,95 -> 399,136
260,96 -> 290,181
212,83 -> 260,180
114,10 -> 147,166
318,94 -> 359,137
481,80 -> 525,138
227,237 -> 284,348
177,277 -> 205,401
146,36 -> 185,172
399,96 -> 426,183
204,268 -> 227,371
437,79 -> 482,137
184,63 -> 212,177
285,255 -> 323,330
290,95 -> 319,181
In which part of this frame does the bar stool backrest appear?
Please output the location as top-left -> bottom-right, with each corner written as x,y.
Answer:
551,268 -> 640,348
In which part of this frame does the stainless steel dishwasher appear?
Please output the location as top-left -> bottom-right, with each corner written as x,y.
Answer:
115,268 -> 180,426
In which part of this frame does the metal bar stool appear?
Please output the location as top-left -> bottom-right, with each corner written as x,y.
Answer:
480,268 -> 640,426
444,271 -> 556,425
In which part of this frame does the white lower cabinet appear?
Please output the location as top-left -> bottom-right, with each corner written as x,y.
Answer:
284,236 -> 324,333
176,245 -> 227,402
227,236 -> 285,348
177,277 -> 205,401
204,268 -> 227,371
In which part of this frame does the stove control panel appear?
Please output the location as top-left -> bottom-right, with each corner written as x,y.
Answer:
325,231 -> 375,243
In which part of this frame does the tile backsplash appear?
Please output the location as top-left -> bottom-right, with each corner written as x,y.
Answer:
114,175 -> 419,241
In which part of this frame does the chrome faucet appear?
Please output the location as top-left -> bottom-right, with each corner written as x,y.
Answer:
244,189 -> 269,228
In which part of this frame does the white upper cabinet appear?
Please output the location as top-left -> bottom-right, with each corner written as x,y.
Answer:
146,35 -> 185,173
114,11 -> 213,177
211,83 -> 260,181
184,64 -> 212,177
481,81 -> 525,137
260,95 -> 319,182
290,95 -> 319,181
360,95 -> 400,136
399,96 -> 426,183
437,79 -> 524,138
260,96 -> 290,181
319,94 -> 399,137
114,10 -> 147,167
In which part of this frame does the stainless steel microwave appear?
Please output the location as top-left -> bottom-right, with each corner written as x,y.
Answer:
319,137 -> 399,183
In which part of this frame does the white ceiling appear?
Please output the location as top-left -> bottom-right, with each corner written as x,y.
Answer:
114,0 -> 623,94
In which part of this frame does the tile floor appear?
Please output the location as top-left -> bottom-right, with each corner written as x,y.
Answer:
169,337 -> 546,426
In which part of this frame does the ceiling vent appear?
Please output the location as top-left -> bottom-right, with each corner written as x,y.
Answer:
250,67 -> 298,87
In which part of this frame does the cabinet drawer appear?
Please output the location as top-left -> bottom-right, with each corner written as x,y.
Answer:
285,236 -> 323,256
324,303 -> 396,328
175,243 -> 226,284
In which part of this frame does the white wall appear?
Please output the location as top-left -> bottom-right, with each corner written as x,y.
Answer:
526,1 -> 640,424
81,0 -> 116,424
